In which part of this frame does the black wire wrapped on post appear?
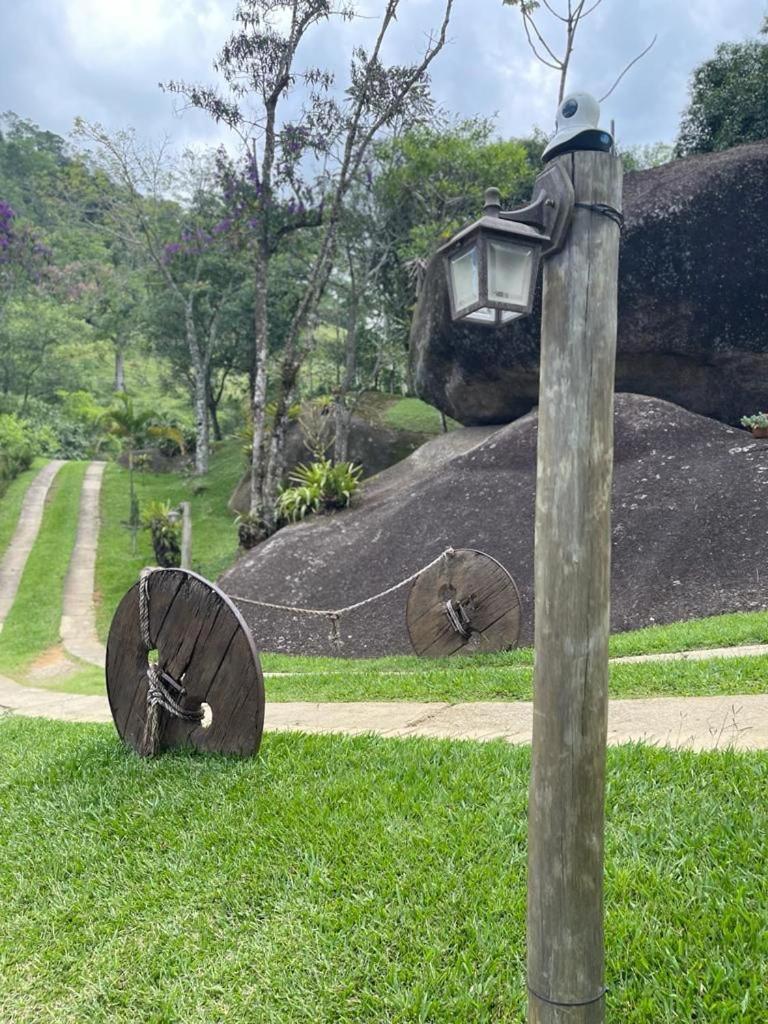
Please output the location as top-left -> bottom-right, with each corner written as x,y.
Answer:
574,201 -> 624,230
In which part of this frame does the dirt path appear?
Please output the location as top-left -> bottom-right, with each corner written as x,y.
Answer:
0,461 -> 66,633
60,462 -> 107,668
1,674 -> 766,750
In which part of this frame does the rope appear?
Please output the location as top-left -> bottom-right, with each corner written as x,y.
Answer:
137,567 -> 203,757
229,547 -> 458,648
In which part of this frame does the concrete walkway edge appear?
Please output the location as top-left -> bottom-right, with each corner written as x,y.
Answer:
60,462 -> 107,668
1,675 -> 766,751
0,460 -> 66,632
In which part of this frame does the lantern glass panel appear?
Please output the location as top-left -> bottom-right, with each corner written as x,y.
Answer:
449,245 -> 479,313
464,307 -> 496,324
500,310 -> 523,323
487,239 -> 535,307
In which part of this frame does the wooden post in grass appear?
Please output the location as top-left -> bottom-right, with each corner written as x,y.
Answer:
180,501 -> 192,570
527,149 -> 623,1024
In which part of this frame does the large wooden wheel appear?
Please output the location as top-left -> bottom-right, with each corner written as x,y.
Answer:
405,548 -> 521,657
106,568 -> 265,756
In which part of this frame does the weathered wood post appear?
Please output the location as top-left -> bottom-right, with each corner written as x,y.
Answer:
527,148 -> 623,1023
180,501 -> 192,570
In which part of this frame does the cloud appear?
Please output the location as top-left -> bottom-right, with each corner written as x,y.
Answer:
0,0 -> 764,157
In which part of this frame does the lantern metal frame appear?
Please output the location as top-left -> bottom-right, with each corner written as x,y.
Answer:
439,160 -> 575,327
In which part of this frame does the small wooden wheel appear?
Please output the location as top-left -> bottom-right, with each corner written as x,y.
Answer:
406,548 -> 522,657
106,568 -> 265,756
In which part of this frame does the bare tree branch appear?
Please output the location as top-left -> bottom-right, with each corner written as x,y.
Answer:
599,34 -> 657,102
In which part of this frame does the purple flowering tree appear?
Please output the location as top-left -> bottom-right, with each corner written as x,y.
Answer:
0,200 -> 51,314
165,0 -> 455,533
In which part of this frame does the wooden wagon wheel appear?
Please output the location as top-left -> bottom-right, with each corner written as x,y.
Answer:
405,548 -> 522,657
106,568 -> 265,757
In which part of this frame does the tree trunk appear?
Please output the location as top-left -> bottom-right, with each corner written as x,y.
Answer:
193,366 -> 209,476
114,345 -> 126,392
333,301 -> 358,464
207,378 -> 223,442
250,248 -> 270,519
263,366 -> 298,532
333,401 -> 352,463
185,305 -> 209,476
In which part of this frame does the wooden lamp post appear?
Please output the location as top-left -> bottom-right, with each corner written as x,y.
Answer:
440,93 -> 623,1024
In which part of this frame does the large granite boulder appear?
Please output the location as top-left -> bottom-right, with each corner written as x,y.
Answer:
220,395 -> 768,657
411,141 -> 768,426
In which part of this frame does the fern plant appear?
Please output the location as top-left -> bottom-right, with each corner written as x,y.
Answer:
141,500 -> 181,567
277,459 -> 363,523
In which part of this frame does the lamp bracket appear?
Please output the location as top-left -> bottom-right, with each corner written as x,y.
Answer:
484,160 -> 574,257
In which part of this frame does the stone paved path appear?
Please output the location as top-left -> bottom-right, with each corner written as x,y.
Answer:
0,461 -> 66,633
60,462 -> 107,668
1,675 -> 766,751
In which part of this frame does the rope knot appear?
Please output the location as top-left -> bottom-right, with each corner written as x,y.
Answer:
327,613 -> 343,649
137,567 -> 203,757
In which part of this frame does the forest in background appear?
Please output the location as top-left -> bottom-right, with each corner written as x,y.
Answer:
0,109 -> 550,493
1,5 -> 765,530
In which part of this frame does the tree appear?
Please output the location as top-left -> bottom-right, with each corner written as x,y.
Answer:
676,23 -> 768,156
618,141 -> 674,172
0,200 -> 51,322
0,295 -> 87,407
85,261 -> 145,392
502,0 -> 655,107
72,128 -> 245,474
167,0 -> 455,534
103,393 -> 156,551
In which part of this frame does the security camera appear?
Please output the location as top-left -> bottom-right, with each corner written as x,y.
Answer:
542,92 -> 613,163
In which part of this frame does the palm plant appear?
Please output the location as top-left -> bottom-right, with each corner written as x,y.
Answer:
102,394 -> 155,551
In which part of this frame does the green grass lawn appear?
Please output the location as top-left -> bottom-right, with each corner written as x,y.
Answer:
0,457 -> 47,561
257,651 -> 768,703
31,620 -> 768,702
0,461 -> 87,677
95,440 -> 244,640
352,391 -> 459,434
0,717 -> 765,1023
384,396 -> 459,433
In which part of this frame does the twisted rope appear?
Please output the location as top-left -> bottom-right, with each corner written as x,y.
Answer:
229,547 -> 457,649
137,567 -> 203,757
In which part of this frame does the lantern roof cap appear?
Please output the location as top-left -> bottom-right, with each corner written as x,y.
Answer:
437,215 -> 549,257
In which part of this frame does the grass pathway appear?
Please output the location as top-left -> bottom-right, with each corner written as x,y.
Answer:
0,462 -> 88,680
60,461 -> 106,668
0,460 -> 65,632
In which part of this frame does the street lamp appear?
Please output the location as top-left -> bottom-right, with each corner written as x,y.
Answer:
440,92 -> 617,328
437,92 -> 623,1024
439,161 -> 575,326
441,208 -> 547,325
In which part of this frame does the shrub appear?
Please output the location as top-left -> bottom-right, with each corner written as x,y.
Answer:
234,512 -> 270,550
0,413 -> 35,483
18,398 -> 96,459
277,458 -> 363,524
740,412 -> 768,431
141,500 -> 181,567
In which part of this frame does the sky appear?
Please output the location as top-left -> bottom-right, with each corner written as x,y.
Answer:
1,0 -> 765,155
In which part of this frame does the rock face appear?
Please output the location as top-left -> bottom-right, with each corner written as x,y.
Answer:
411,141 -> 768,426
220,395 -> 768,657
228,415 -> 428,514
